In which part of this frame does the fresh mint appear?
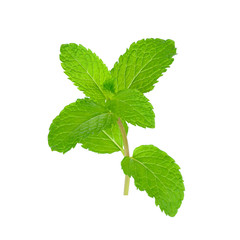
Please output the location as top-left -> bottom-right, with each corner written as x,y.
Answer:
48,38 -> 184,217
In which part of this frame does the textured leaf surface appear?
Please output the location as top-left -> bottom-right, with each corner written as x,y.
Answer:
107,89 -> 155,128
121,145 -> 184,217
48,98 -> 114,153
111,38 -> 176,93
60,43 -> 111,103
81,121 -> 128,154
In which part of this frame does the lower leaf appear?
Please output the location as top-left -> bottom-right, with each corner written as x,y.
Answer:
48,98 -> 114,153
121,145 -> 184,217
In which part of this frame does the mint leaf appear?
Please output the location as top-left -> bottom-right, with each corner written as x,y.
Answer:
60,43 -> 111,103
81,120 -> 128,154
107,89 -> 155,128
48,98 -> 114,153
121,145 -> 184,217
111,38 -> 176,93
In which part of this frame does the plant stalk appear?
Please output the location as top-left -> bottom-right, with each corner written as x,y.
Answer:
117,118 -> 130,195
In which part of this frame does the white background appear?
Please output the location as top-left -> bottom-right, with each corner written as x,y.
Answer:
0,0 -> 240,239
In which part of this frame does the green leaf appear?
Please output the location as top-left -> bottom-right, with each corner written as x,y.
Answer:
60,43 -> 111,103
81,120 -> 128,154
107,89 -> 155,128
111,38 -> 176,93
121,145 -> 184,217
48,98 -> 114,153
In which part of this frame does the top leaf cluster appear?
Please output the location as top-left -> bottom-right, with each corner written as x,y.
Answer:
49,38 -> 176,154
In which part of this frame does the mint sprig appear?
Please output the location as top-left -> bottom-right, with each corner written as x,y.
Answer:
48,38 -> 184,217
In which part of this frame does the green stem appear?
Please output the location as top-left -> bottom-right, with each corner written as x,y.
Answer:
117,118 -> 130,195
